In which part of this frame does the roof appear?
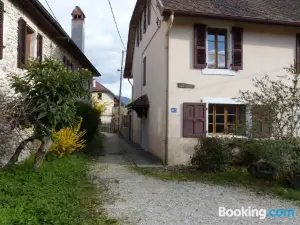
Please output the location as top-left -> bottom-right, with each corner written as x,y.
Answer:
93,80 -> 111,93
11,0 -> 100,76
93,80 -> 125,106
126,94 -> 149,118
162,0 -> 300,24
124,0 -> 300,78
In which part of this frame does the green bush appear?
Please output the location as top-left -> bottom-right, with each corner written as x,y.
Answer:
83,132 -> 106,156
244,139 -> 296,179
191,137 -> 232,172
75,101 -> 100,144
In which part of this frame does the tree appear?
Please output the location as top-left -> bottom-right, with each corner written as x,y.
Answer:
5,58 -> 91,169
239,66 -> 300,139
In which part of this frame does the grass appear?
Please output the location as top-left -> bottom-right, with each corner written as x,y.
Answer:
0,154 -> 118,225
134,166 -> 300,204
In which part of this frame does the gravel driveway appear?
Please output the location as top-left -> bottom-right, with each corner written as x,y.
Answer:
89,133 -> 300,225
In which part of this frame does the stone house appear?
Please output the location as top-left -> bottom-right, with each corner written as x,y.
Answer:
124,0 -> 300,165
0,0 -> 100,166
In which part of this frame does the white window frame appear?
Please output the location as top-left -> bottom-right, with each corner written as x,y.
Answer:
202,97 -> 250,137
202,27 -> 237,76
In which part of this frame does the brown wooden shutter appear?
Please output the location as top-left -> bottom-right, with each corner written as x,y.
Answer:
18,18 -> 26,68
296,34 -> 300,73
183,103 -> 206,137
37,33 -> 43,62
194,24 -> 207,69
0,1 -> 4,60
232,27 -> 243,70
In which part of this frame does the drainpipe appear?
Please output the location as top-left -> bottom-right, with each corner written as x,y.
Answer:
164,12 -> 174,165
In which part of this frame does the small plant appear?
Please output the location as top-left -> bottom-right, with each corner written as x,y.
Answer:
76,101 -> 100,144
191,137 -> 232,172
50,120 -> 86,158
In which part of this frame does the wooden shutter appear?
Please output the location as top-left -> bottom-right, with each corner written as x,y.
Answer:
0,1 -> 4,60
232,27 -> 243,70
37,33 -> 43,62
296,34 -> 300,73
183,103 -> 206,137
194,24 -> 207,69
17,18 -> 26,68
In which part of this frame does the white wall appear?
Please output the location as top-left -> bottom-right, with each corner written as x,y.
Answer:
167,17 -> 300,165
92,92 -> 115,123
131,0 -> 168,161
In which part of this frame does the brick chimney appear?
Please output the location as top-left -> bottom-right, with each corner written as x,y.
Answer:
71,6 -> 85,53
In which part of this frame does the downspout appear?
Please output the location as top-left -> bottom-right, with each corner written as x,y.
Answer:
164,12 -> 174,165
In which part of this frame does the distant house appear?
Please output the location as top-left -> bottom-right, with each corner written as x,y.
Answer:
92,80 -> 124,125
124,0 -> 300,165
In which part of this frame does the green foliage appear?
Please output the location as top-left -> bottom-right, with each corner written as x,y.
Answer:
9,58 -> 91,136
83,133 -> 106,156
239,66 -> 300,139
191,137 -> 232,172
0,154 -> 118,225
244,139 -> 297,179
76,101 -> 100,144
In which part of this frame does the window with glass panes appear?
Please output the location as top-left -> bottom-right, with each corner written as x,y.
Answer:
208,104 -> 246,134
207,28 -> 227,69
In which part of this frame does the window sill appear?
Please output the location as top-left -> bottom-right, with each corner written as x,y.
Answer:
202,68 -> 237,76
206,134 -> 248,139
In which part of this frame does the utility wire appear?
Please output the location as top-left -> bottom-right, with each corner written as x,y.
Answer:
107,0 -> 127,51
44,0 -> 58,21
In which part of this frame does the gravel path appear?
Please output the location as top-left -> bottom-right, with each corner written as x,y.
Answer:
89,133 -> 300,225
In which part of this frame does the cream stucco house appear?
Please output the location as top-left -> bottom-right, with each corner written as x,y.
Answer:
124,0 -> 300,165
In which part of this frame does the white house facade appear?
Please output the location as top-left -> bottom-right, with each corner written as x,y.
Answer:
124,0 -> 300,165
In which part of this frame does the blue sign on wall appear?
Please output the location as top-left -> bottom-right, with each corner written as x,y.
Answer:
171,108 -> 177,113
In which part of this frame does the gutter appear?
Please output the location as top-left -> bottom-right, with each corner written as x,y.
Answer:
164,12 -> 174,165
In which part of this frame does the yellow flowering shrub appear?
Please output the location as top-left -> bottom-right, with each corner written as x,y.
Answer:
50,120 -> 86,157
92,96 -> 108,115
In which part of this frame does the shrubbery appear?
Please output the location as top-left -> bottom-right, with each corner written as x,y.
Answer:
50,119 -> 86,158
191,137 -> 232,172
191,137 -> 300,184
75,101 -> 100,144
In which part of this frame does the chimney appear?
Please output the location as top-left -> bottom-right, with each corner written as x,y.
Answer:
71,6 -> 86,53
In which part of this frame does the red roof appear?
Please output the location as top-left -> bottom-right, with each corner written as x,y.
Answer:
93,80 -> 111,93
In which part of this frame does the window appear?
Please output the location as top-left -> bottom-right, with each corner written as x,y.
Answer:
136,24 -> 140,47
25,26 -> 34,61
98,93 -> 102,100
208,104 -> 246,134
207,28 -> 227,69
143,8 -> 147,33
63,56 -> 73,70
147,0 -> 151,25
139,17 -> 142,41
194,24 -> 243,70
143,57 -> 146,86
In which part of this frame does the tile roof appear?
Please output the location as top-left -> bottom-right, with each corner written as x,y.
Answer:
124,0 -> 300,79
93,80 -> 111,93
162,0 -> 300,24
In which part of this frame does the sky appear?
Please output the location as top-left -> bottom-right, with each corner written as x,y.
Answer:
39,0 -> 136,98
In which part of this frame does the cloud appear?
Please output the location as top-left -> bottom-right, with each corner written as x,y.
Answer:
39,0 -> 135,98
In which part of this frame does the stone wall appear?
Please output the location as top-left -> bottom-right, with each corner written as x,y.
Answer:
0,0 -> 82,167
